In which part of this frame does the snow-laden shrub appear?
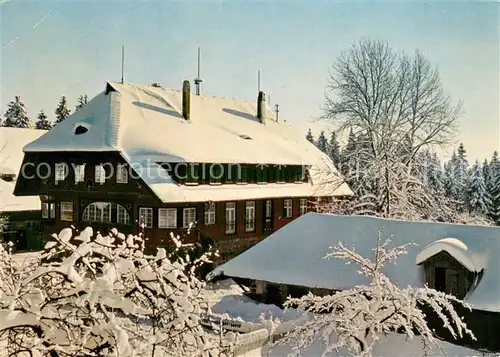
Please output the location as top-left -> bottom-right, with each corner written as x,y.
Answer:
0,227 -> 234,357
274,231 -> 476,357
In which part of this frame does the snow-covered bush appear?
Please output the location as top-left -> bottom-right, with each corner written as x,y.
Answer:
0,213 -> 8,236
0,227 -> 234,356
274,231 -> 476,357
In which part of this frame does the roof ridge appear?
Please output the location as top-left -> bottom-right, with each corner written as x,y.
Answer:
107,91 -> 121,148
115,82 -> 263,107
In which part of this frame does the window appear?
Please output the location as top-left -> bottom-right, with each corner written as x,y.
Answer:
238,166 -> 248,183
283,199 -> 292,218
300,198 -> 308,215
82,202 -> 130,225
83,202 -> 112,223
183,207 -> 197,228
60,202 -> 73,221
256,165 -> 267,184
55,163 -> 68,183
95,165 -> 106,184
275,166 -> 285,183
186,164 -> 199,185
116,165 -> 128,184
42,202 -> 56,219
245,201 -> 255,232
228,164 -> 240,183
139,207 -> 153,228
158,208 -> 177,228
264,200 -> 273,231
117,204 -> 130,225
74,164 -> 85,183
204,202 -> 216,225
225,202 -> 236,234
209,164 -> 223,185
295,166 -> 305,183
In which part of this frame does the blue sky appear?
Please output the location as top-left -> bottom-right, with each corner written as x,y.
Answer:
1,0 -> 498,161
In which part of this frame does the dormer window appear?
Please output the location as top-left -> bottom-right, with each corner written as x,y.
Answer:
74,164 -> 85,183
95,165 -> 106,184
116,164 -> 128,184
74,125 -> 88,135
416,238 -> 482,299
55,163 -> 68,184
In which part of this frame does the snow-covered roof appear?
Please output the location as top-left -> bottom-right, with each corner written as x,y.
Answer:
21,82 -> 352,202
1,127 -> 47,177
0,128 -> 46,212
415,237 -> 482,273
210,213 -> 500,313
0,180 -> 40,212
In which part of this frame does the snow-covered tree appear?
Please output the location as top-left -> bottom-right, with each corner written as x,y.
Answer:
467,160 -> 491,215
453,143 -> 469,203
75,94 -> 88,111
54,96 -> 71,124
3,96 -> 31,128
322,38 -> 461,217
275,232 -> 475,357
306,129 -> 315,144
488,151 -> 500,224
482,158 -> 491,189
426,152 -> 444,195
0,227 -> 234,356
0,215 -> 8,237
316,131 -> 328,154
340,130 -> 357,177
328,131 -> 341,167
34,110 -> 52,130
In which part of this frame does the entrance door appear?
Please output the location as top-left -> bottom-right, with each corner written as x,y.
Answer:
434,267 -> 446,292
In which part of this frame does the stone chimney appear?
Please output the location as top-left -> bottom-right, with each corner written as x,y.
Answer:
257,91 -> 266,123
182,80 -> 191,120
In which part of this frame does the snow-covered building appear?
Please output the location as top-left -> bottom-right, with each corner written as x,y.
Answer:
14,81 -> 352,256
1,127 -> 46,250
209,213 -> 500,352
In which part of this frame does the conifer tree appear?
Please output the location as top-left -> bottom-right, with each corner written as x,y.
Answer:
467,160 -> 491,215
3,96 -> 31,128
328,131 -> 341,167
449,143 -> 469,203
34,110 -> 52,130
316,130 -> 328,153
54,96 -> 71,124
75,94 -> 88,111
305,128 -> 315,144
482,158 -> 491,188
341,129 -> 358,179
443,157 -> 456,200
488,151 -> 500,224
425,152 -> 444,194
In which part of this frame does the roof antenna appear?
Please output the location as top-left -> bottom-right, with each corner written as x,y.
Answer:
275,104 -> 279,122
194,46 -> 203,95
257,70 -> 261,92
121,45 -> 125,84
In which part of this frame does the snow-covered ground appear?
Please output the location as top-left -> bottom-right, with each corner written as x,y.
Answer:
4,250 -> 494,357
244,334 -> 491,357
201,279 -> 492,357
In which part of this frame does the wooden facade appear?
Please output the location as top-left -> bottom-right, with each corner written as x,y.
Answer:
1,210 -> 43,252
14,151 -> 323,257
420,250 -> 477,299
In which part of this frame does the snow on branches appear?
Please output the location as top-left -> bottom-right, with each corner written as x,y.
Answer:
0,228 -> 233,357
275,231 -> 475,357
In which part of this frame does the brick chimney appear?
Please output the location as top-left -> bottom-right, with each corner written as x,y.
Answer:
257,91 -> 266,123
182,80 -> 191,120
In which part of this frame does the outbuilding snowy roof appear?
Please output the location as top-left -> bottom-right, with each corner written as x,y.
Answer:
21,82 -> 352,202
209,213 -> 500,313
1,128 -> 46,212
